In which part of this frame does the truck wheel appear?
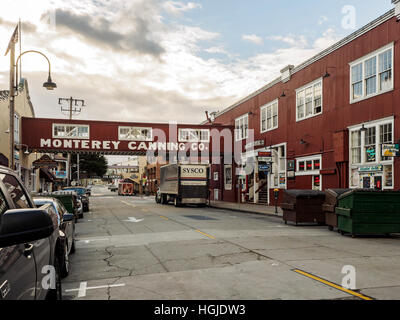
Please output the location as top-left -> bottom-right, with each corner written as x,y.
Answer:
161,194 -> 167,205
174,197 -> 181,207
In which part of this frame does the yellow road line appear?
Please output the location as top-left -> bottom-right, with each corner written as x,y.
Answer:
293,269 -> 373,300
160,216 -> 169,221
195,230 -> 216,239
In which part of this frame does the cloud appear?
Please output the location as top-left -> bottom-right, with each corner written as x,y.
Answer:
267,34 -> 308,48
163,1 -> 202,16
48,7 -> 165,57
241,34 -> 263,45
318,15 -> 328,25
204,46 -> 228,55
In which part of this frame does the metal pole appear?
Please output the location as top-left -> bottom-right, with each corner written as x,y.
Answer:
77,153 -> 80,185
67,97 -> 73,186
9,41 -> 15,170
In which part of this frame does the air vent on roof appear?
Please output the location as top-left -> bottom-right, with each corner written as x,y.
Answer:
280,65 -> 294,83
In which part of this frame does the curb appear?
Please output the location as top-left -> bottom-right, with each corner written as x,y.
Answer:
208,204 -> 283,219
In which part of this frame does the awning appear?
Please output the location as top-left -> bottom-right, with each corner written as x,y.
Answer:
39,168 -> 56,182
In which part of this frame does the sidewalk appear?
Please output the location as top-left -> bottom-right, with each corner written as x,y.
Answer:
209,200 -> 283,218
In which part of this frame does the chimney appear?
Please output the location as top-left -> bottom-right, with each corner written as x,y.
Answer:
280,65 -> 294,83
393,0 -> 400,20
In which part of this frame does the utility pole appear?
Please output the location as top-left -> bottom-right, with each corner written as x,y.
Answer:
59,97 -> 85,186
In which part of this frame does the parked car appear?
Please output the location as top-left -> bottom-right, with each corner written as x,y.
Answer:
63,187 -> 89,212
33,197 -> 76,278
85,187 -> 91,197
110,185 -> 118,192
0,166 -> 63,300
43,190 -> 81,221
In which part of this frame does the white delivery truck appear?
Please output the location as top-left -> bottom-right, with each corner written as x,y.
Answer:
156,163 -> 210,207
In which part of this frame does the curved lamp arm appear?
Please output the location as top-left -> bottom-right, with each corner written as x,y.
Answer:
14,50 -> 56,90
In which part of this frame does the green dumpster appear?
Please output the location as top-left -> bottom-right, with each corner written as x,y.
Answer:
42,191 -> 79,221
335,189 -> 400,237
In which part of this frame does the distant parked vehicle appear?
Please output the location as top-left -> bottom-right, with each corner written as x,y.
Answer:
63,187 -> 90,212
33,197 -> 76,278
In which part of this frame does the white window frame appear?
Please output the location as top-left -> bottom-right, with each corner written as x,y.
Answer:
268,143 -> 287,190
118,126 -> 153,141
52,124 -> 90,140
178,128 -> 210,143
260,99 -> 278,133
295,154 -> 322,176
224,165 -> 232,190
349,42 -> 394,104
235,114 -> 249,141
348,117 -> 394,190
295,78 -> 323,122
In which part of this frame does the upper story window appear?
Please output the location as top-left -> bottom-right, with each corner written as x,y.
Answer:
235,114 -> 248,141
118,127 -> 152,141
350,43 -> 393,103
349,118 -> 393,165
296,154 -> 322,176
179,128 -> 210,143
260,100 -> 278,133
53,124 -> 89,139
296,78 -> 322,122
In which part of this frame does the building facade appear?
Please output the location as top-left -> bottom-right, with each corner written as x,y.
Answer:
206,5 -> 400,205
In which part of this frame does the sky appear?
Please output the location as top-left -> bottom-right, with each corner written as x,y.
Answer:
0,0 -> 394,127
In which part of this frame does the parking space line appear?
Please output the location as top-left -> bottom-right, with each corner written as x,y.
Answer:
293,269 -> 373,300
195,230 -> 216,239
65,282 -> 126,298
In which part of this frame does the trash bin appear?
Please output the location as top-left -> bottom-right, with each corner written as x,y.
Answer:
335,189 -> 400,237
323,189 -> 351,231
43,191 -> 79,220
281,190 -> 326,225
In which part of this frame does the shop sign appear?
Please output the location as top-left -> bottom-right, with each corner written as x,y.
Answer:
358,165 -> 383,173
258,157 -> 272,162
245,140 -> 265,150
33,155 -> 58,169
382,144 -> 400,157
258,163 -> 271,172
55,171 -> 67,179
258,151 -> 272,157
366,146 -> 376,162
287,160 -> 295,171
103,175 -> 123,179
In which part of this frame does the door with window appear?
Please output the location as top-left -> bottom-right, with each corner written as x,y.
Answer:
0,173 -> 51,300
0,180 -> 36,300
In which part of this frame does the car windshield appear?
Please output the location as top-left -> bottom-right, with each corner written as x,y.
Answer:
64,188 -> 86,195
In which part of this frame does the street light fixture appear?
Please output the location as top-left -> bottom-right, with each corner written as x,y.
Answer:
5,29 -> 57,170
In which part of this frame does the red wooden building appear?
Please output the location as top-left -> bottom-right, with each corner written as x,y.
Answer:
207,5 -> 400,205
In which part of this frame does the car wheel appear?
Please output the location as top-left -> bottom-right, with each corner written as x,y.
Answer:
61,242 -> 70,278
47,255 -> 62,300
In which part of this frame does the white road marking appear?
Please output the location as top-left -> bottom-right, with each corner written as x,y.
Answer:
123,217 -> 144,223
78,238 -> 109,244
121,201 -> 137,208
65,282 -> 125,298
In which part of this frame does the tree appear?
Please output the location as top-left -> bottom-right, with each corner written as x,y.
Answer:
71,154 -> 108,178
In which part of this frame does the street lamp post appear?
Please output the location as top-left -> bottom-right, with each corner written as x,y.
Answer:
6,30 -> 57,170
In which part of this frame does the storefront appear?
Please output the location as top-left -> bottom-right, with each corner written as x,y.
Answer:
348,117 -> 394,190
240,143 -> 287,204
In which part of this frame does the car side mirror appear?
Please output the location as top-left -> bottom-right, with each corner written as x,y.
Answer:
0,209 -> 55,248
63,213 -> 75,222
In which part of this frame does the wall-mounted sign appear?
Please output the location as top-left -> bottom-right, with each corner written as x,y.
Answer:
287,171 -> 295,179
279,173 -> 286,185
287,160 -> 295,171
258,164 -> 271,172
382,144 -> 400,157
258,157 -> 272,162
358,165 -> 383,173
33,155 -> 58,169
258,151 -> 272,157
55,171 -> 67,179
366,146 -> 376,162
245,140 -> 265,150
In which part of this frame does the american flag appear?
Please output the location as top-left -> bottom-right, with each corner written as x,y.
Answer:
4,25 -> 19,56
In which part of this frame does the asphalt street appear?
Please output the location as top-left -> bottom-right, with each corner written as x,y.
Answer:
62,185 -> 400,300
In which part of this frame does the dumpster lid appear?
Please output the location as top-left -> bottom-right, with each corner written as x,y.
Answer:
325,189 -> 352,197
284,189 -> 325,198
338,188 -> 400,200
